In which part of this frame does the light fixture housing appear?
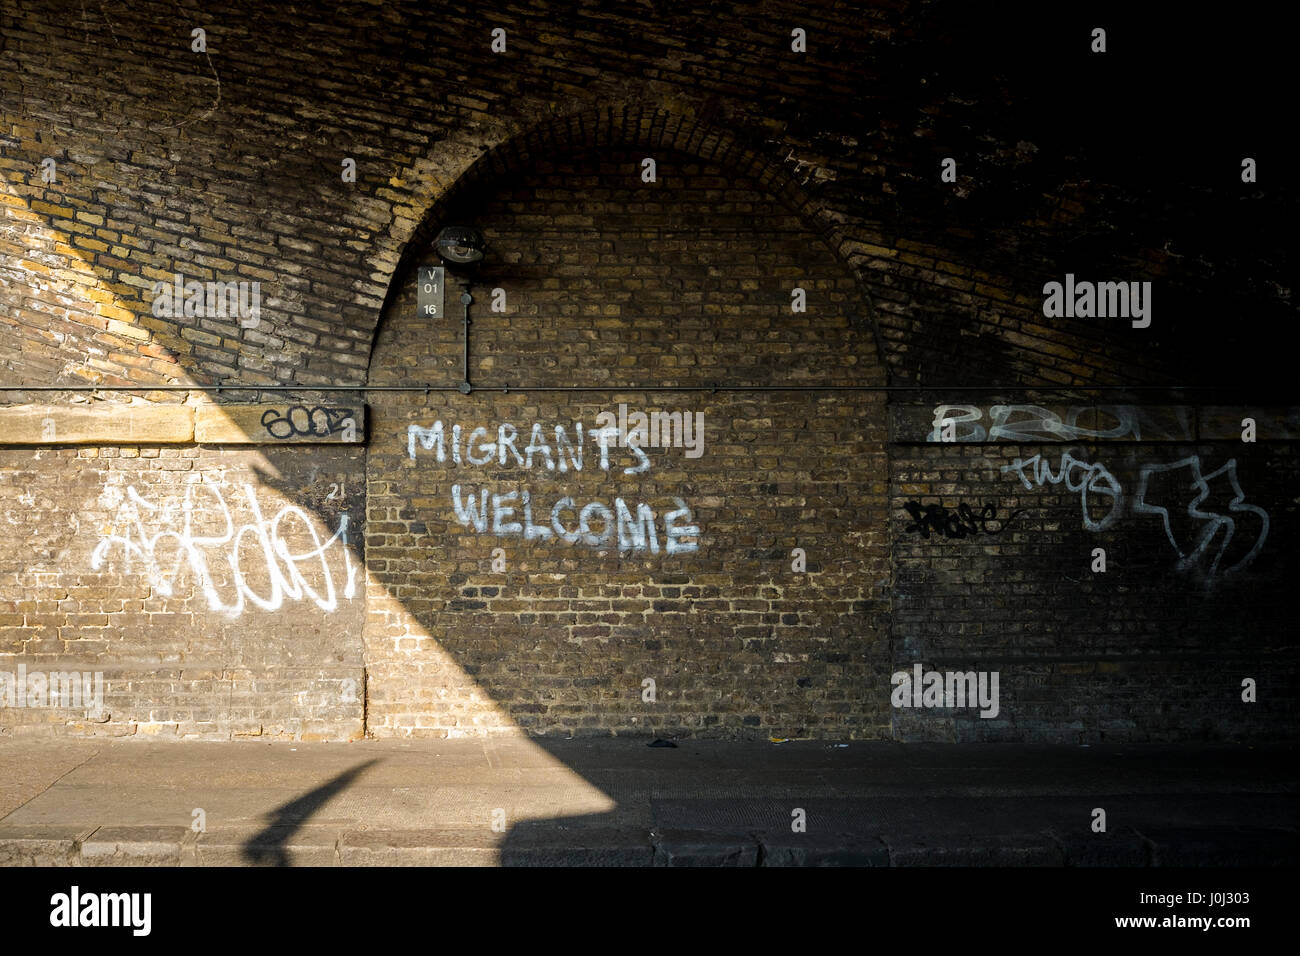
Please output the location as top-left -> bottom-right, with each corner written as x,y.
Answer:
434,226 -> 485,266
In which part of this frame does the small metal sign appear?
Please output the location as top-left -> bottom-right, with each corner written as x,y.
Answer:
418,266 -> 445,319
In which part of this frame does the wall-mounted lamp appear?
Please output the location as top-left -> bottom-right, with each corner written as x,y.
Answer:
433,226 -> 485,267
425,225 -> 484,393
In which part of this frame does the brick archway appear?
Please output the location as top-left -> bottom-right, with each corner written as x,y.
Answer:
364,99 -> 886,381
360,106 -> 893,739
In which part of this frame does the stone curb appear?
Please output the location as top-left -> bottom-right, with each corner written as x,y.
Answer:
2,824 -> 1296,866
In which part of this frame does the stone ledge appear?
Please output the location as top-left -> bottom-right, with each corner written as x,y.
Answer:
0,405 -> 193,444
890,404 -> 1300,444
194,403 -> 366,444
0,404 -> 367,446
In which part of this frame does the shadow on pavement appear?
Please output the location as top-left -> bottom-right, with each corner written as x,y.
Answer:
242,759 -> 378,866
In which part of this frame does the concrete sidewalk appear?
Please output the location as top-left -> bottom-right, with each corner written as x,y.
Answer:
0,738 -> 1295,866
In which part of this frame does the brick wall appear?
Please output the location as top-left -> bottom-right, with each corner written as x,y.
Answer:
0,442 -> 366,738
2,1 -> 1292,399
365,149 -> 891,737
0,2 -> 1296,741
889,403 -> 1297,742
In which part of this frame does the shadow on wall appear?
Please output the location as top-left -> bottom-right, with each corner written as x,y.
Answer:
358,143 -> 894,740
7,96 -> 1291,758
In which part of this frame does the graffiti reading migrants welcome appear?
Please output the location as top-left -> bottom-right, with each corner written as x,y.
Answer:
407,419 -> 701,555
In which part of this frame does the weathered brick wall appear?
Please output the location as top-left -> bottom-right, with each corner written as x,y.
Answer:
0,2 -> 1295,742
366,149 -> 891,737
0,442 -> 366,738
1,1 -> 1291,400
889,403 -> 1297,742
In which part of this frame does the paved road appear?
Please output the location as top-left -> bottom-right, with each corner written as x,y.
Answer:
0,738 -> 1295,865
